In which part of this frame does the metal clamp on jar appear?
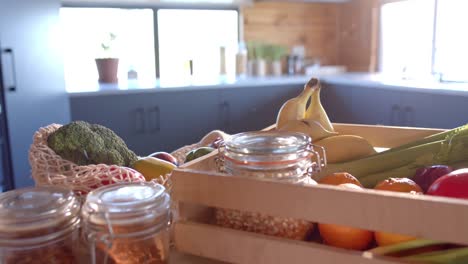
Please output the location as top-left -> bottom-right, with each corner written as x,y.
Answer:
81,182 -> 171,264
0,186 -> 81,264
215,131 -> 326,240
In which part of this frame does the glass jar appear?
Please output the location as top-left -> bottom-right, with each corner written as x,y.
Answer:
81,182 -> 171,264
0,186 -> 81,264
215,131 -> 326,240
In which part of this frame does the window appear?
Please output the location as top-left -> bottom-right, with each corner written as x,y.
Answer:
433,0 -> 468,82
157,9 -> 239,82
59,7 -> 239,88
60,8 -> 156,86
380,0 -> 435,78
380,0 -> 468,82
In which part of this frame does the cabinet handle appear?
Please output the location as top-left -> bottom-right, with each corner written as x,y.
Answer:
404,106 -> 414,127
1,48 -> 17,92
134,107 -> 145,134
148,106 -> 160,133
390,104 -> 400,126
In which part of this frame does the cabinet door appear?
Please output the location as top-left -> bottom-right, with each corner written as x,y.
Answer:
351,86 -> 403,126
71,90 -> 222,156
70,94 -> 147,155
321,83 -> 354,123
143,89 -> 221,153
220,85 -> 303,134
0,0 -> 70,188
401,91 -> 468,129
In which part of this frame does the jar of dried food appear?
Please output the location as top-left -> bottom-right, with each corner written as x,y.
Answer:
0,186 -> 81,264
215,131 -> 326,240
81,182 -> 171,264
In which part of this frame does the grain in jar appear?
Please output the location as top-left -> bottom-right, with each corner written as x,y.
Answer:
81,182 -> 171,264
215,131 -> 325,240
0,186 -> 81,263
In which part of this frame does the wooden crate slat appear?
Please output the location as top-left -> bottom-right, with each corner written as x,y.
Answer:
172,170 -> 468,245
174,221 -> 406,264
332,123 -> 445,148
262,123 -> 445,148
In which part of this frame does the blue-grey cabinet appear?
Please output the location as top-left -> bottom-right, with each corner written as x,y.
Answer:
351,86 -> 403,126
0,0 -> 70,188
321,82 -> 468,129
71,89 -> 222,156
321,83 -> 354,124
70,84 -> 304,156
219,84 -> 303,134
400,91 -> 468,129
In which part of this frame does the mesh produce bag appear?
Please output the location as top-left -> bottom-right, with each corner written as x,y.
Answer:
29,124 -> 170,197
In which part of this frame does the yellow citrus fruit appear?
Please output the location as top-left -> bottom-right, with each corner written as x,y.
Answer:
374,178 -> 422,246
133,156 -> 176,181
318,172 -> 363,187
318,183 -> 373,250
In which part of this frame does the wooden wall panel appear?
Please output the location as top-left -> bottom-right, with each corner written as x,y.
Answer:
242,2 -> 340,65
336,0 -> 380,72
242,0 -> 381,72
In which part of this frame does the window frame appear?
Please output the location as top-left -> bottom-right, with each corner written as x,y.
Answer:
61,2 -> 241,79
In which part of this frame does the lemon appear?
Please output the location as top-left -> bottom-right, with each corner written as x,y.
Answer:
133,157 -> 176,181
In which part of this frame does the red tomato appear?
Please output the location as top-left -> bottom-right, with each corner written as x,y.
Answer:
427,168 -> 468,199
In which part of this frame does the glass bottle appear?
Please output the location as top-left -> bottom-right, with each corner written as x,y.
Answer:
235,42 -> 248,78
215,131 -> 326,240
81,182 -> 171,264
0,186 -> 81,264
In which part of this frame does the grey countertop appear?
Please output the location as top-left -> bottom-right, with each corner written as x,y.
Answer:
67,73 -> 468,97
67,75 -> 311,97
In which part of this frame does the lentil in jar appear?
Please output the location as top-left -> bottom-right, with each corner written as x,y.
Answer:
215,131 -> 325,240
0,186 -> 81,264
81,182 -> 171,264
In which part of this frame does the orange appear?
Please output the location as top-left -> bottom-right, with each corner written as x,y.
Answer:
374,178 -> 422,246
319,223 -> 374,250
318,183 -> 373,250
318,172 -> 363,187
374,177 -> 423,194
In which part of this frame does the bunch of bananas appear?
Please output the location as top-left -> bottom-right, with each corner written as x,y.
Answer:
276,78 -> 376,164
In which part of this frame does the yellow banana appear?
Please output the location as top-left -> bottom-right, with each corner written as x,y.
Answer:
315,135 -> 376,164
304,79 -> 334,132
276,78 -> 318,129
278,119 -> 337,142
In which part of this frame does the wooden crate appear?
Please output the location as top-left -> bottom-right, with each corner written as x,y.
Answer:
171,123 -> 468,264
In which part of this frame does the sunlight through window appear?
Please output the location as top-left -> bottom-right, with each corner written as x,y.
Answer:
157,9 -> 238,82
60,8 -> 156,86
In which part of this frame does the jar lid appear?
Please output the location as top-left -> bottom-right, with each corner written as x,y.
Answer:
82,182 -> 170,226
225,131 -> 311,155
0,186 -> 80,234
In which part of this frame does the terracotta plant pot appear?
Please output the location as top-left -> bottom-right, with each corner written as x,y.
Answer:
95,58 -> 119,83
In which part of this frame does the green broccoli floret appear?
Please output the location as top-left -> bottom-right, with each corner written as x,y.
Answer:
48,121 -> 138,167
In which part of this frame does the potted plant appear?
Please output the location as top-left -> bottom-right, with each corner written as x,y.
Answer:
95,32 -> 119,83
253,42 -> 267,77
266,44 -> 287,76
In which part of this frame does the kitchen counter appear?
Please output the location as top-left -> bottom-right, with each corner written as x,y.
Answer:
321,73 -> 468,97
67,75 -> 311,97
67,73 -> 468,97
